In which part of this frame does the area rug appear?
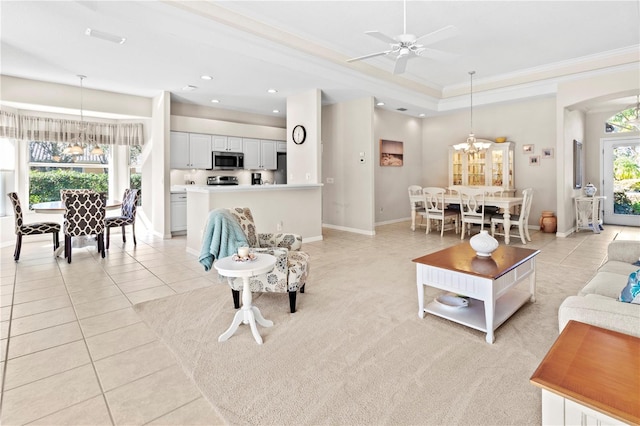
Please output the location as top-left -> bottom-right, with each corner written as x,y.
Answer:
133,249 -> 594,425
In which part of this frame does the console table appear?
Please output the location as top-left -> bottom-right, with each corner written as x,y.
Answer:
575,196 -> 606,233
530,320 -> 640,425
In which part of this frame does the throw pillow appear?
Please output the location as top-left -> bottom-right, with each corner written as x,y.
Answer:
632,259 -> 640,267
620,269 -> 640,304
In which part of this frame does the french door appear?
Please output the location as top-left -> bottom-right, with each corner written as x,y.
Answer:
601,137 -> 640,226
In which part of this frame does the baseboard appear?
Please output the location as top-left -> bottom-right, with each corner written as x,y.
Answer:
375,217 -> 410,226
322,223 -> 376,236
302,235 -> 323,243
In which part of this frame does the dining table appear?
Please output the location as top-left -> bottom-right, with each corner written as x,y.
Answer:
410,192 -> 525,245
31,199 -> 122,256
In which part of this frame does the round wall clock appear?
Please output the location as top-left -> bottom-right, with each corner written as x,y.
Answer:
292,125 -> 306,145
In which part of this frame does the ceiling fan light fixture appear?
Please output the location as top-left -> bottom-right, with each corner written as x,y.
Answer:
85,28 -> 126,45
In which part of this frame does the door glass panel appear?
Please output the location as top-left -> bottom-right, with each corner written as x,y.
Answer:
602,138 -> 640,226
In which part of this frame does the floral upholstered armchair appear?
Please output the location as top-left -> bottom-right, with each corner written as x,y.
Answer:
224,207 -> 310,313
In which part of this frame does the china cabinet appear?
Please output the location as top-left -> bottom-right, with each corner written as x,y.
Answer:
448,141 -> 514,192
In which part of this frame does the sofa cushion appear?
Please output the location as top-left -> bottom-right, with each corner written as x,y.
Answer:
559,294 -> 640,338
579,271 -> 633,298
598,260 -> 640,276
620,270 -> 640,304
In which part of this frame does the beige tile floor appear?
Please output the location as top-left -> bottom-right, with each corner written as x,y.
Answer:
0,221 -> 638,425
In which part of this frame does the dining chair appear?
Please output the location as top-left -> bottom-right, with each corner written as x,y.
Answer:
421,187 -> 459,236
483,186 -> 505,216
491,188 -> 534,244
62,191 -> 106,263
408,185 -> 426,231
7,192 -> 61,262
458,187 -> 488,239
105,189 -> 141,249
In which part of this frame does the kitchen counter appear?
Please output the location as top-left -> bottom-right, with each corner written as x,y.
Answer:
184,183 -> 322,255
185,183 -> 322,193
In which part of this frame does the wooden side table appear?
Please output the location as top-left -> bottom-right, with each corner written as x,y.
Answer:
530,320 -> 640,425
214,253 -> 276,345
575,196 -> 606,233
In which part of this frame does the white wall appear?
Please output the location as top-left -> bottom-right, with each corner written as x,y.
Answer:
423,97 -> 557,228
374,109 -> 423,224
286,90 -> 321,184
321,97 -> 375,234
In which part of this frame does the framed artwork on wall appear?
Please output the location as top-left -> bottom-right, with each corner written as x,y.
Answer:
523,144 -> 534,153
529,155 -> 540,166
380,139 -> 403,166
574,139 -> 583,189
542,148 -> 554,158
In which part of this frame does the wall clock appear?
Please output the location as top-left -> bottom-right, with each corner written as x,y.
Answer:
292,125 -> 306,145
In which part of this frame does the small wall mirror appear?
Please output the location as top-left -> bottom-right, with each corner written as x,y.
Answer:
573,139 -> 582,189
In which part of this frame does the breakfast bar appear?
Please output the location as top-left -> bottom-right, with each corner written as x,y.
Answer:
184,184 -> 323,255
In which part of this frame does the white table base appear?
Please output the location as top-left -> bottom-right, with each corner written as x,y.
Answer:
218,274 -> 273,345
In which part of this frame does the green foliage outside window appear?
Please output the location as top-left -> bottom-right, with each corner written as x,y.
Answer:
29,169 -> 108,206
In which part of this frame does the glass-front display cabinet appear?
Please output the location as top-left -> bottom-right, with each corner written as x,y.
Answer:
448,141 -> 514,192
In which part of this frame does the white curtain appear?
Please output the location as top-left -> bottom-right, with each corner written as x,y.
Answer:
0,109 -> 144,145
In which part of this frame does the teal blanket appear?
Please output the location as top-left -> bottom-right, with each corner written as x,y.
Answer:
198,209 -> 249,271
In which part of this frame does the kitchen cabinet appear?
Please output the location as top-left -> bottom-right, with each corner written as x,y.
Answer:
212,135 -> 243,152
448,141 -> 514,192
243,138 -> 277,170
170,192 -> 187,233
170,131 -> 212,169
277,141 -> 287,152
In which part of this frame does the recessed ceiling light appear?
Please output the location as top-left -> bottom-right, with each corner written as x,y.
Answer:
85,28 -> 126,44
376,102 -> 385,106
182,85 -> 197,91
419,113 -> 426,117
272,109 -> 280,113
211,99 -> 220,103
201,75 -> 213,80
267,89 -> 278,94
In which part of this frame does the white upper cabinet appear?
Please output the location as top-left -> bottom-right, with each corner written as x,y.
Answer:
170,131 -> 212,169
242,138 -> 276,170
212,135 -> 243,152
277,141 -> 287,152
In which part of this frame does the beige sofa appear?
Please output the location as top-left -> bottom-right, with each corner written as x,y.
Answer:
558,240 -> 640,338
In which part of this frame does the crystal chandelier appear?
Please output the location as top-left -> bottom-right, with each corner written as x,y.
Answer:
63,75 -> 103,156
453,71 -> 491,154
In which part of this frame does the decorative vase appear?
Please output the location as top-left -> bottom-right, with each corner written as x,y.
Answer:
539,211 -> 557,233
470,230 -> 499,257
584,183 -> 597,197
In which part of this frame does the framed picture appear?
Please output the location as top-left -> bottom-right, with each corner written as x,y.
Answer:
523,144 -> 534,153
380,139 -> 403,166
529,155 -> 540,166
542,148 -> 554,158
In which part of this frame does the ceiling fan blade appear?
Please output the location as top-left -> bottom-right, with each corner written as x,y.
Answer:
393,54 -> 410,75
347,50 -> 393,62
365,31 -> 398,44
415,25 -> 459,46
415,47 -> 459,62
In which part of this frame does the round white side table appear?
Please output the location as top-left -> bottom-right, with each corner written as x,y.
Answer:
214,253 -> 276,344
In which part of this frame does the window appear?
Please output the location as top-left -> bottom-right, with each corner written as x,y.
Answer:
605,100 -> 640,133
0,138 -> 16,216
28,141 -> 110,206
129,145 -> 142,204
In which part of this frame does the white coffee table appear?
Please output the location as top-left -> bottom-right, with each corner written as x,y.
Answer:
214,253 -> 276,345
413,243 -> 539,344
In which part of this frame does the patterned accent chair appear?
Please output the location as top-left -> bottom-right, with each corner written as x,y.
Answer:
62,191 -> 106,263
224,207 -> 309,313
7,192 -> 61,262
105,189 -> 140,249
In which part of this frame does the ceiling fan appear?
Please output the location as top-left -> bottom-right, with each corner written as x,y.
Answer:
347,0 -> 459,75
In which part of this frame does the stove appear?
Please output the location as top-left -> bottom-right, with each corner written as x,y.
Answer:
207,176 -> 238,186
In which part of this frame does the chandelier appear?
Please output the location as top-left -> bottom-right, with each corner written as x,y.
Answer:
453,71 -> 491,154
63,75 -> 103,156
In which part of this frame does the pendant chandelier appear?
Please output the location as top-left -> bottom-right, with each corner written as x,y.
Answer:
63,75 -> 103,157
453,71 -> 491,153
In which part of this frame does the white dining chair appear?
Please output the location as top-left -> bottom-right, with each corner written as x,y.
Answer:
458,187 -> 488,239
408,185 -> 426,231
491,188 -> 534,244
421,187 -> 459,236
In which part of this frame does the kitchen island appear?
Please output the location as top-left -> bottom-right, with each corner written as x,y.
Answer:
185,184 -> 323,255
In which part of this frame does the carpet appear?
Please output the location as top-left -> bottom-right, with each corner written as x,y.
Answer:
133,243 -> 594,425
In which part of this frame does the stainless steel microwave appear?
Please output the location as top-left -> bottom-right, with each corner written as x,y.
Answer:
210,151 -> 244,170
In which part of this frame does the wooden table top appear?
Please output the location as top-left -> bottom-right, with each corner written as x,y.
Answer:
412,242 -> 539,279
530,320 -> 640,425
